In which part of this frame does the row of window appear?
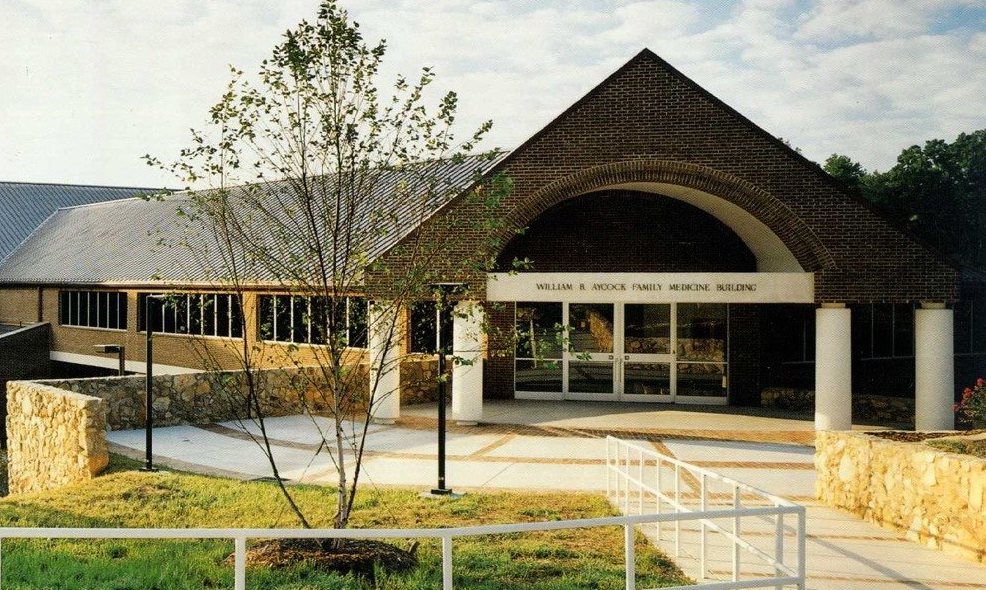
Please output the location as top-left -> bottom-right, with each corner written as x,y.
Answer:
58,290 -> 128,330
137,293 -> 245,338
781,298 -> 986,363
258,295 -> 367,348
54,290 -> 438,352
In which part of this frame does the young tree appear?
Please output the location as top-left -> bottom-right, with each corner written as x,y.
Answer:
144,0 -> 507,534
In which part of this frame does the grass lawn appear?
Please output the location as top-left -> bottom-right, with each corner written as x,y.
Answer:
0,455 -> 688,589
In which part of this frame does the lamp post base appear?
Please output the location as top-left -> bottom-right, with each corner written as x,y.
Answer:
140,466 -> 160,473
419,489 -> 463,500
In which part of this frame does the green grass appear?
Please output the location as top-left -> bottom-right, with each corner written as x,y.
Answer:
0,455 -> 688,589
926,438 -> 986,459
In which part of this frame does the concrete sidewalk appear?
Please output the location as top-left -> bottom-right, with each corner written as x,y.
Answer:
107,408 -> 986,590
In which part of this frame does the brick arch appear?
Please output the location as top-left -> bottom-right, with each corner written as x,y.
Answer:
499,160 -> 835,272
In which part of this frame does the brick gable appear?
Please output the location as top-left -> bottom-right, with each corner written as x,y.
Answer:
373,49 -> 958,304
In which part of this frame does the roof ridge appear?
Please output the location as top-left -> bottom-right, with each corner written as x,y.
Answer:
0,180 -> 167,191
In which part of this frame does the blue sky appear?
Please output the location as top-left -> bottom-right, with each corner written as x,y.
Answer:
1,0 -> 984,187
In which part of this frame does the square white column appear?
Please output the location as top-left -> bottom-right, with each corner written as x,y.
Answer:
815,303 -> 852,430
452,301 -> 485,425
368,301 -> 401,424
915,303 -> 954,431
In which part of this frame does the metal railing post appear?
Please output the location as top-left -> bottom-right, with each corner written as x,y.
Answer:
234,535 -> 246,590
638,447 -> 644,516
624,444 -> 631,514
624,522 -> 636,590
442,535 -> 453,590
674,462 -> 681,558
798,508 -> 807,590
655,457 -> 662,540
775,511 -> 785,590
700,473 -> 707,581
607,438 -> 612,500
732,486 -> 741,582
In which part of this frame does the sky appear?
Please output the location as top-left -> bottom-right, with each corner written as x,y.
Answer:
1,0 -> 985,188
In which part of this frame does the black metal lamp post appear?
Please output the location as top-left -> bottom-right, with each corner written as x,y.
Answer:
142,294 -> 167,472
93,344 -> 125,376
430,282 -> 465,496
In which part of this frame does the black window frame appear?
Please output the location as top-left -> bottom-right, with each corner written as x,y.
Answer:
257,294 -> 368,349
58,290 -> 128,330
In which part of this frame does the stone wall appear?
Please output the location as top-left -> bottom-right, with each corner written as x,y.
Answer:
38,358 -> 447,432
762,387 -> 915,426
6,380 -> 109,495
40,367 -> 354,431
815,431 -> 986,564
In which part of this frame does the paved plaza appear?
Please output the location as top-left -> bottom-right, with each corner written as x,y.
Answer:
107,400 -> 986,590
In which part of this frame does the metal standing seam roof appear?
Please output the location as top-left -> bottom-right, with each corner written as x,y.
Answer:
0,182 -> 160,263
0,153 -> 508,285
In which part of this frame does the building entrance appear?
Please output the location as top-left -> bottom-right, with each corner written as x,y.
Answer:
514,302 -> 729,403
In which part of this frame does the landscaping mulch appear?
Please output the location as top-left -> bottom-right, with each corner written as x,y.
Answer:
236,538 -> 417,580
867,429 -> 986,443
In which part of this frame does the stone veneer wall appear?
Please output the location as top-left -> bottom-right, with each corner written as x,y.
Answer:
6,380 -> 109,495
762,387 -> 915,426
815,431 -> 986,564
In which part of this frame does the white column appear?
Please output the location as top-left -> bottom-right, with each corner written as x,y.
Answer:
915,302 -> 954,431
368,302 -> 401,424
815,303 -> 852,431
452,301 -> 485,425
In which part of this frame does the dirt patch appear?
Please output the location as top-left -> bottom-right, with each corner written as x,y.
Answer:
234,538 -> 417,580
866,430 -> 986,443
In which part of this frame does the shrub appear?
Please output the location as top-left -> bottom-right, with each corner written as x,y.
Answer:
954,378 -> 986,429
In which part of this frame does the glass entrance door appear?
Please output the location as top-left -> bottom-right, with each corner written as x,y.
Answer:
565,303 -> 617,399
621,304 -> 673,401
514,301 -> 728,403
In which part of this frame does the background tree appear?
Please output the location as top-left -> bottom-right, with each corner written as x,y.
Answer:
145,0 -> 507,536
824,129 -> 986,269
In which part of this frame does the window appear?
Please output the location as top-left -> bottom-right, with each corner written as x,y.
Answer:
58,290 -> 128,330
514,302 -> 564,393
408,301 -> 453,354
258,295 -> 367,348
676,303 -> 728,397
955,294 -> 986,355
854,303 -> 915,359
138,293 -> 243,338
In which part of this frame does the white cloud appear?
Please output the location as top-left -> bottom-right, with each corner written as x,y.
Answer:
0,0 -> 984,185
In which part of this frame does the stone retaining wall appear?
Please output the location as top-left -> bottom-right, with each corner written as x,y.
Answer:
762,387 -> 914,426
6,358 -> 450,494
39,358 -> 448,432
815,431 -> 986,564
6,380 -> 109,495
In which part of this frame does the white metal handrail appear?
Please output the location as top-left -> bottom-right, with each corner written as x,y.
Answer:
0,436 -> 805,590
0,506 -> 799,590
606,436 -> 806,590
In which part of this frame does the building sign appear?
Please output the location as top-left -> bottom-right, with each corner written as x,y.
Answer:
486,272 -> 814,303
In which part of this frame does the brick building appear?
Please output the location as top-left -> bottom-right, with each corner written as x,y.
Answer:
1,50 -> 982,431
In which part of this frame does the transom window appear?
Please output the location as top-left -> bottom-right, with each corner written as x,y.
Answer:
138,293 -> 243,338
258,295 -> 367,348
58,290 -> 128,330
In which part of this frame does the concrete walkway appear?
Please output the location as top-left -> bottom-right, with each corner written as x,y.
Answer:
106,401 -> 986,590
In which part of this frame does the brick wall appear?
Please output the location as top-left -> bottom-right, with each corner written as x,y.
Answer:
373,51 -> 958,304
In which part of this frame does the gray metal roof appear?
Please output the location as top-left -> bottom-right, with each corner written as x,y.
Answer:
0,153 -> 506,285
0,182 -> 159,263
